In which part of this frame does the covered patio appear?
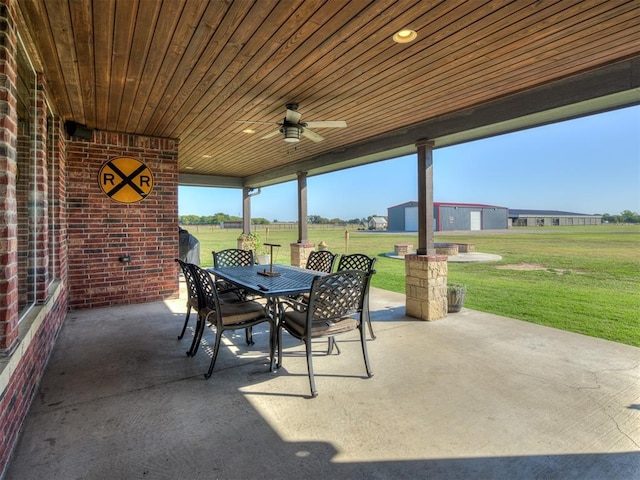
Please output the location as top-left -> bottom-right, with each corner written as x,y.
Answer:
5,283 -> 639,479
1,1 -> 639,476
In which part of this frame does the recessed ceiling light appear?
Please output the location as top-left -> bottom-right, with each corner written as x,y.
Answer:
393,29 -> 417,43
242,129 -> 256,134
202,155 -> 212,158
185,166 -> 194,170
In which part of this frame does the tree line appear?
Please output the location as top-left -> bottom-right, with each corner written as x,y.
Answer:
601,210 -> 640,224
179,210 -> 640,226
179,213 -> 269,225
178,213 -> 379,226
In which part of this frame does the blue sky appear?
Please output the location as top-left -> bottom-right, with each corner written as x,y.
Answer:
179,105 -> 639,221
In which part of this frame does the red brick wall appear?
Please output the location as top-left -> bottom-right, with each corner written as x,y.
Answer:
1,0 -> 180,472
66,131 -> 180,309
0,0 -> 69,468
0,0 -> 19,352
0,286 -> 67,473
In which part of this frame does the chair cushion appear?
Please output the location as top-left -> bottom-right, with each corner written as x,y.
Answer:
215,300 -> 268,326
282,309 -> 358,337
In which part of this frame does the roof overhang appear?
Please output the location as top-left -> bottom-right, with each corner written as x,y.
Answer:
180,57 -> 640,189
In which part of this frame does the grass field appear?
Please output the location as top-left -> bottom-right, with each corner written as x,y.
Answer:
183,224 -> 640,347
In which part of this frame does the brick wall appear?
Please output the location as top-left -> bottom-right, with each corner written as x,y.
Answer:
66,131 -> 180,309
0,0 -> 70,469
0,0 -> 18,353
0,285 -> 67,474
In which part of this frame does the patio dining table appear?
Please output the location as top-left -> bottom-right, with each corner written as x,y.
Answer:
207,263 -> 326,368
207,263 -> 324,299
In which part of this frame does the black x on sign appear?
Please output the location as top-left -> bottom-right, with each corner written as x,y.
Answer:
98,157 -> 154,203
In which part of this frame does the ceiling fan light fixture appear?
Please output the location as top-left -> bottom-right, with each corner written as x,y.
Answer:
393,29 -> 417,43
282,125 -> 301,142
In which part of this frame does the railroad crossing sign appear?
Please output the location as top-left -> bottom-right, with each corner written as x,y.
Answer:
98,157 -> 154,203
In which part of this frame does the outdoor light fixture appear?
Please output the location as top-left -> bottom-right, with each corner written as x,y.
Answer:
282,125 -> 301,142
64,120 -> 94,139
393,29 -> 417,43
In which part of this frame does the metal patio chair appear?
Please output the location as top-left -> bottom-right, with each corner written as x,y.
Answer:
176,257 -> 257,355
175,258 -> 200,343
212,248 -> 255,268
337,253 -> 377,340
211,248 -> 260,342
212,248 -> 255,300
305,250 -> 337,273
290,250 -> 339,307
277,270 -> 373,398
189,264 -> 275,378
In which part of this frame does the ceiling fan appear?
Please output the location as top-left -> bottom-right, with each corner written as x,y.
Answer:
236,103 -> 347,143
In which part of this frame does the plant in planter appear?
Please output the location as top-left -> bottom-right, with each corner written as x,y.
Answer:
447,283 -> 467,313
237,232 -> 270,264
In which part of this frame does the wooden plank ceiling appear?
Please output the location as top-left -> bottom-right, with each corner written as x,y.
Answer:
17,0 -> 640,186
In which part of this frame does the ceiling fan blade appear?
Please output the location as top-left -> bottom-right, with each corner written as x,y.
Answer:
261,129 -> 281,139
304,120 -> 347,128
301,128 -> 324,142
285,108 -> 302,124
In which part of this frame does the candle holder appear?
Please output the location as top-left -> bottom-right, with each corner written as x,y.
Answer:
257,243 -> 281,277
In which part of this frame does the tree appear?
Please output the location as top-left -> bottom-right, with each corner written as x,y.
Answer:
620,210 -> 640,223
602,211 -> 640,224
178,215 -> 199,225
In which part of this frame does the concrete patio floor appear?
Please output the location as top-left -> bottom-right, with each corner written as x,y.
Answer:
5,283 -> 639,479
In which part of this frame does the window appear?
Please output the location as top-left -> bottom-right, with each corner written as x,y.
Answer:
16,38 -> 37,319
47,113 -> 58,285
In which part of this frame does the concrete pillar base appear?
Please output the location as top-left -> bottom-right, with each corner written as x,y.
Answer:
405,254 -> 448,321
290,242 -> 315,267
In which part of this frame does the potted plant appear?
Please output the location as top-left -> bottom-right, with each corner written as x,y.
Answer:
237,232 -> 270,264
447,283 -> 467,313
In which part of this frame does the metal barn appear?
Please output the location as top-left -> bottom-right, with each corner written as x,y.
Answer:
508,209 -> 603,227
388,201 -> 508,232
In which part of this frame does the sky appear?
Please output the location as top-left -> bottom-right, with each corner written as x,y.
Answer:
179,105 -> 640,221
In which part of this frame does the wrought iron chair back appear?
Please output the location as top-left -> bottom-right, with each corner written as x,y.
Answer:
174,258 -> 200,342
337,253 -> 377,340
212,248 -> 254,267
211,248 -> 255,308
337,253 -> 376,272
189,264 -> 275,378
305,250 -> 337,273
307,270 -> 366,320
277,270 -> 373,397
184,261 -> 221,357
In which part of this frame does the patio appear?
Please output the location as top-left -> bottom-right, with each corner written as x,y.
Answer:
5,283 -> 639,479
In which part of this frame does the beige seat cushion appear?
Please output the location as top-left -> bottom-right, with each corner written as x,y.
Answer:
282,309 -> 357,338
203,300 -> 267,326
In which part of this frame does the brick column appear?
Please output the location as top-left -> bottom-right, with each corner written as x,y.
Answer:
290,242 -> 314,268
405,254 -> 448,321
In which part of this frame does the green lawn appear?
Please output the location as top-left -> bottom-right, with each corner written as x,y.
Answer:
183,224 -> 640,347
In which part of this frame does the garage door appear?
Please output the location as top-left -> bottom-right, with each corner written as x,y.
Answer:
405,207 -> 418,231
